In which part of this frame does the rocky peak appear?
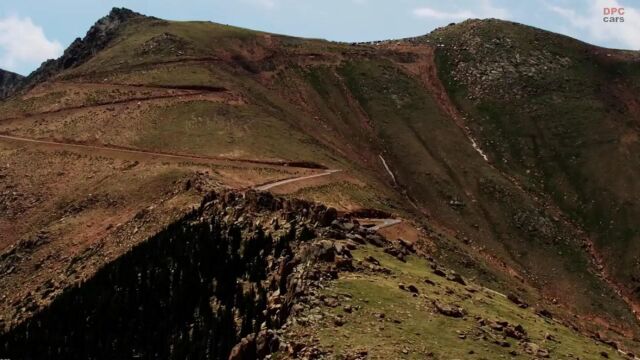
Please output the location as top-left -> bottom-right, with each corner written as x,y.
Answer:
83,7 -> 145,49
14,8 -> 148,95
0,69 -> 24,99
106,7 -> 142,21
55,7 -> 145,68
423,18 -> 576,101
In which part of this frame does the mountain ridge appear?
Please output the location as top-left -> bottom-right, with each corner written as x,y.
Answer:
0,8 -> 639,359
1,7 -> 149,98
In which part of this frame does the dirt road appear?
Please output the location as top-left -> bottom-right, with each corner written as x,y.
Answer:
0,133 -> 321,169
254,169 -> 341,191
0,133 -> 404,230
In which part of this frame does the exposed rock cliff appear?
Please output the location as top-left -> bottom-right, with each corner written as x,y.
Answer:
13,8 -> 148,95
0,69 -> 24,99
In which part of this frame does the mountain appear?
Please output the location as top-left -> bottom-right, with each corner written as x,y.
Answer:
0,8 -> 638,359
0,69 -> 24,99
5,8 -> 147,98
429,18 -> 640,320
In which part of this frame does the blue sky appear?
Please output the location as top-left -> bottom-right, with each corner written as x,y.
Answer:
1,0 -> 639,75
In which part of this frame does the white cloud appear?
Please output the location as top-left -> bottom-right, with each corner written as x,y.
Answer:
547,0 -> 640,49
413,0 -> 510,21
0,15 -> 62,74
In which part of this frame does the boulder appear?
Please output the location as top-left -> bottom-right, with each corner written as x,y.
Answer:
523,342 -> 550,358
228,334 -> 256,360
347,233 -> 366,244
364,256 -> 381,266
536,308 -> 553,319
312,240 -> 336,262
507,293 -> 528,308
323,296 -> 339,308
366,234 -> 386,247
504,324 -> 527,340
255,330 -> 279,358
446,271 -> 466,285
335,256 -> 354,271
397,238 -> 415,253
319,207 -> 338,226
433,301 -> 466,318
431,264 -> 447,277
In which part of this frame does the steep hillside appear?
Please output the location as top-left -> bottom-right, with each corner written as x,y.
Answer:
0,8 -> 639,358
429,18 -> 640,323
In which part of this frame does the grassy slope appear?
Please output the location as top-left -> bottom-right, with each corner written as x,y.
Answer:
2,13 -> 639,346
64,18 -> 259,77
431,19 -> 640,303
332,56 -> 640,332
135,100 -> 328,161
279,245 -> 626,359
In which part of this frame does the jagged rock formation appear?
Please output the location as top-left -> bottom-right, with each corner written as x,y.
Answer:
0,69 -> 24,99
13,8 -> 148,95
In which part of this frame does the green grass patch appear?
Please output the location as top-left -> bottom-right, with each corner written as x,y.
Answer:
297,245 -> 629,359
135,100 -> 331,162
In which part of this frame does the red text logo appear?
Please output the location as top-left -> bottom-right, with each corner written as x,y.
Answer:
603,7 -> 625,22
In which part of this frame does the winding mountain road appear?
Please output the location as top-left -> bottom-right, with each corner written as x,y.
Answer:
0,133 -> 403,231
254,169 -> 341,191
369,218 -> 402,231
251,170 -> 403,230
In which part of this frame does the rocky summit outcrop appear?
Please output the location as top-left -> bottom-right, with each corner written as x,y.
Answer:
424,19 -> 573,101
0,69 -> 24,99
14,8 -> 147,95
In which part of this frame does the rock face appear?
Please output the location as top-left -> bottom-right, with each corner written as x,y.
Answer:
433,301 -> 466,318
16,8 -> 148,94
0,69 -> 24,99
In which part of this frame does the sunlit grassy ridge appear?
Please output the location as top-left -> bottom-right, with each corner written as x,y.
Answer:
278,245 -> 625,359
